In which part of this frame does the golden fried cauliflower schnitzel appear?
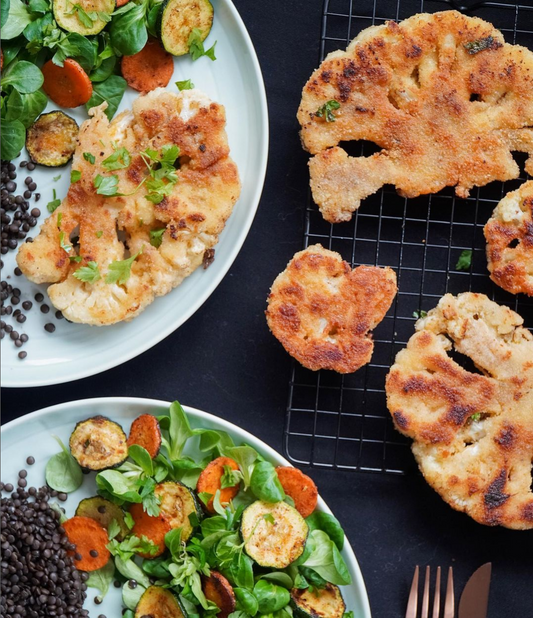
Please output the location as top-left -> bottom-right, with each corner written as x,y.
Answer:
266,245 -> 397,373
17,88 -> 241,325
386,293 -> 533,529
298,11 -> 533,223
484,181 -> 533,296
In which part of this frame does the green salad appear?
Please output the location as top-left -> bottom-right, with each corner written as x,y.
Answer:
45,401 -> 355,618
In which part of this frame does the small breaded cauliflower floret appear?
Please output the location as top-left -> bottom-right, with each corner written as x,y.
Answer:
386,293 -> 533,530
298,11 -> 533,223
484,181 -> 533,296
266,244 -> 397,373
16,88 -> 241,325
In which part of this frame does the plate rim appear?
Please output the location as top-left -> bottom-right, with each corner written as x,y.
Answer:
2,0 -> 269,389
1,396 -> 372,618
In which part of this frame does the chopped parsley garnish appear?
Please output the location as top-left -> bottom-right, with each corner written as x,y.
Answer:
456,249 -> 473,271
464,36 -> 498,55
94,174 -> 121,197
149,228 -> 165,248
57,212 -> 62,229
263,513 -> 275,525
73,261 -> 101,283
176,79 -> 194,91
59,231 -> 72,254
53,174 -> 62,182
105,249 -> 142,285
316,100 -> 340,122
102,146 -> 131,171
412,310 -> 428,319
83,152 -> 96,165
71,170 -> 81,183
470,413 -> 482,422
188,28 -> 216,61
47,189 -> 61,213
65,3 -> 111,27
140,144 -> 180,204
96,231 -> 103,238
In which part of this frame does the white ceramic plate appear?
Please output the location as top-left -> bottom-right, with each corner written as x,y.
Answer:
1,0 -> 268,388
1,397 -> 372,618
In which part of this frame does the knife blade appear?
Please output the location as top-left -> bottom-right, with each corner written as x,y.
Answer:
458,562 -> 492,618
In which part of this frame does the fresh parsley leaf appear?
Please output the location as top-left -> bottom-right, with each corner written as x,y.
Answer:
412,310 -> 427,319
471,413 -> 482,422
198,492 -> 213,507
65,2 -> 96,28
83,152 -> 96,165
47,189 -> 61,213
220,465 -> 240,490
102,146 -> 131,171
73,261 -> 101,283
57,212 -> 62,229
107,519 -> 121,541
124,512 -> 135,530
149,228 -> 165,248
176,79 -> 194,91
70,255 -> 82,263
94,174 -> 120,196
263,513 -> 275,525
71,170 -> 81,183
140,478 -> 160,517
105,249 -> 142,285
464,36 -> 498,55
59,232 -> 72,254
456,249 -> 472,271
316,100 -> 340,122
96,230 -> 103,238
188,28 -> 216,61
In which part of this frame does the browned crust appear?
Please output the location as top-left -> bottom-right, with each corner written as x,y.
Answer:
385,292 -> 533,530
298,11 -> 533,223
266,244 -> 397,373
484,181 -> 533,296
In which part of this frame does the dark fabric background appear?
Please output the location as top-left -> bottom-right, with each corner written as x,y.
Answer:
3,1 -> 533,616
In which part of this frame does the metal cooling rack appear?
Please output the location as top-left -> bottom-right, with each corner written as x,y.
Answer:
284,0 -> 533,474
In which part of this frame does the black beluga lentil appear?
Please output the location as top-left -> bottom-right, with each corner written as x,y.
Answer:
0,468 -> 89,617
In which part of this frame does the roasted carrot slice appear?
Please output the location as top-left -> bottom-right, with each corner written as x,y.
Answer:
121,38 -> 174,93
127,414 -> 162,458
203,571 -> 236,618
275,466 -> 318,518
196,457 -> 240,514
41,58 -> 93,108
116,0 -> 130,5
62,516 -> 110,571
129,502 -> 171,558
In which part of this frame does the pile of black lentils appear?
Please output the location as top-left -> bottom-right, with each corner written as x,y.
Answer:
0,464 -> 89,617
1,159 -> 66,359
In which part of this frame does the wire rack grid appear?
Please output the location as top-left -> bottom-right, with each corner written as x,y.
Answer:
284,0 -> 533,474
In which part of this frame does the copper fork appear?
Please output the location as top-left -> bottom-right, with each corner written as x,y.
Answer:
405,566 -> 455,618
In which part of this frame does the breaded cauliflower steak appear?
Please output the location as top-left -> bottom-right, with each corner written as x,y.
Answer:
266,244 -> 397,373
484,181 -> 533,296
298,11 -> 533,223
17,89 -> 241,325
386,293 -> 533,529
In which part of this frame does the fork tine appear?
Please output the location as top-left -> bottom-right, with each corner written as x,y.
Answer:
405,566 -> 419,618
421,566 -> 430,618
432,566 -> 441,618
444,567 -> 455,618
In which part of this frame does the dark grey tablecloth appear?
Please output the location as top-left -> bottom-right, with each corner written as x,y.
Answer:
3,1 -> 533,615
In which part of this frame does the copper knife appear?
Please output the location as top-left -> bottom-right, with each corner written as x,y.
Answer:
458,563 -> 492,618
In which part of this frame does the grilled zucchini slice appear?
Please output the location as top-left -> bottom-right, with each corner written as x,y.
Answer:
75,496 -> 129,540
159,0 -> 213,56
26,111 -> 78,167
154,481 -> 202,541
291,584 -> 346,618
203,571 -> 235,618
135,586 -> 186,618
241,500 -> 308,568
69,416 -> 128,471
53,0 -> 115,35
